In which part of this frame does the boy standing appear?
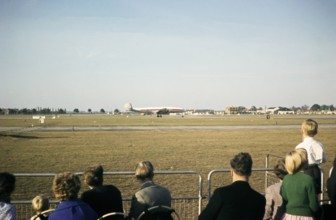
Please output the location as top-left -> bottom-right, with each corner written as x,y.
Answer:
295,119 -> 327,193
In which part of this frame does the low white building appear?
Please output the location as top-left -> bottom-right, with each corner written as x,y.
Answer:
266,107 -> 294,114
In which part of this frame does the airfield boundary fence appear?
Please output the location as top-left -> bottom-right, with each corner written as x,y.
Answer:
206,167 -> 274,200
10,162 -> 327,220
206,154 -> 326,202
12,171 -> 202,220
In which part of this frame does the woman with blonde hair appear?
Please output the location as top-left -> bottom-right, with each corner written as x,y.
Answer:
281,149 -> 319,219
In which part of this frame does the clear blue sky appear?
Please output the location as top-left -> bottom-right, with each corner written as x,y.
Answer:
1,0 -> 335,111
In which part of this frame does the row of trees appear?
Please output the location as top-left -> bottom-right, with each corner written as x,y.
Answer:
0,108 -> 66,115
73,108 -> 120,114
0,104 -> 334,115
248,104 -> 335,112
0,108 -> 120,115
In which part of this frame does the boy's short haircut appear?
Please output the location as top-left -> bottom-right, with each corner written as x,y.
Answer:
83,164 -> 104,186
302,119 -> 318,137
230,152 -> 253,176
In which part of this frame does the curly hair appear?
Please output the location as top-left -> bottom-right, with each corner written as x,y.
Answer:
52,172 -> 81,201
230,152 -> 253,176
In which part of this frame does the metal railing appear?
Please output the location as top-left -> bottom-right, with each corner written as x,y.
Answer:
12,171 -> 202,220
206,168 -> 273,200
10,161 -> 328,219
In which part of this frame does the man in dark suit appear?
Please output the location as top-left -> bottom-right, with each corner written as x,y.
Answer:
327,157 -> 336,207
199,152 -> 266,220
81,165 -> 124,218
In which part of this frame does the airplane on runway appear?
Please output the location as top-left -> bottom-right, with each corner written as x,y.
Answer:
124,103 -> 184,117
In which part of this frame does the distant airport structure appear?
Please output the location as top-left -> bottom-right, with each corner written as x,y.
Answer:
124,103 -> 185,117
0,104 -> 334,116
265,107 -> 295,115
224,106 -> 296,115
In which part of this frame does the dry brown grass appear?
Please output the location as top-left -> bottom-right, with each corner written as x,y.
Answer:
0,114 -> 335,219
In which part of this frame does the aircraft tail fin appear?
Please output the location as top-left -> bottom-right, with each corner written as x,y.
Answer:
124,103 -> 133,111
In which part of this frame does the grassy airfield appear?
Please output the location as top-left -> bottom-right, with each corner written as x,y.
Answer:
0,114 -> 335,219
1,113 -> 336,126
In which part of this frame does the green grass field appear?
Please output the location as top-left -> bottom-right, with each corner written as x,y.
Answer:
1,114 -> 335,219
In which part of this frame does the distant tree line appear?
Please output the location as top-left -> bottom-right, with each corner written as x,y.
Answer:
73,108 -> 120,114
0,104 -> 334,115
247,104 -> 334,112
0,108 -> 66,115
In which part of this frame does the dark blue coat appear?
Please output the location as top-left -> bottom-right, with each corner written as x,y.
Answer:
49,199 -> 98,220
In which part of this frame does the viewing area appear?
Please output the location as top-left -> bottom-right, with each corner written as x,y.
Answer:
10,155 -> 330,220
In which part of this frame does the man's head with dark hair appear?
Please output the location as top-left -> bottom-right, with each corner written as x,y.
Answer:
230,152 -> 253,177
0,172 -> 16,203
83,164 -> 104,187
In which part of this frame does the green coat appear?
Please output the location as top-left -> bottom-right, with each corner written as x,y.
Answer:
281,172 -> 319,216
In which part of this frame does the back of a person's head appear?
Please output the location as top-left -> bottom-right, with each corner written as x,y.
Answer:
83,164 -> 104,186
0,172 -> 16,202
285,150 -> 303,174
296,148 -> 309,171
52,172 -> 81,201
302,119 -> 318,137
32,194 -> 50,214
273,159 -> 288,180
230,152 -> 253,176
135,161 -> 154,181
